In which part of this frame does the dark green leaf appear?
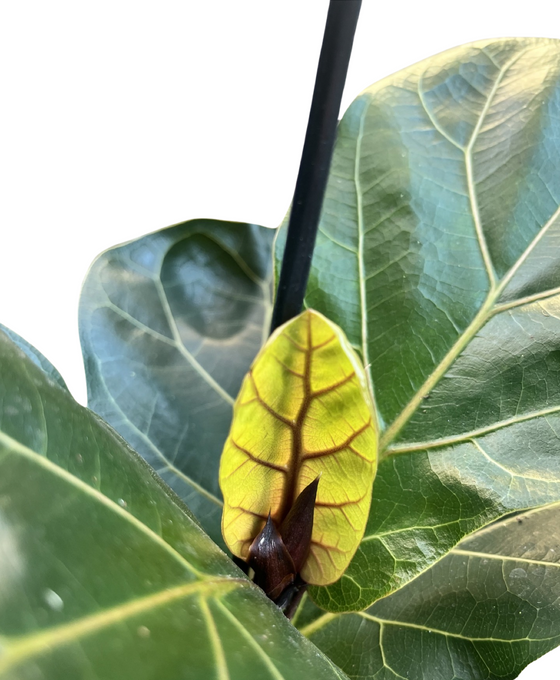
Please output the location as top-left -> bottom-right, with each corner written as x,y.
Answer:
276,37 -> 560,610
299,504 -> 560,679
79,219 -> 274,547
0,329 -> 347,680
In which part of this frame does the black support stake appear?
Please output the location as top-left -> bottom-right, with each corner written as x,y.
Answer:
270,0 -> 362,333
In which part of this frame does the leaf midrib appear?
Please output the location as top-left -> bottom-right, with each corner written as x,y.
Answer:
94,373 -> 224,508
453,548 -> 560,569
303,609 -> 560,645
358,611 -> 560,644
353,500 -> 560,611
380,200 -> 560,453
0,429 -> 203,578
301,539 -> 560,642
371,47 -> 560,453
0,579 -> 241,677
100,229 -> 273,410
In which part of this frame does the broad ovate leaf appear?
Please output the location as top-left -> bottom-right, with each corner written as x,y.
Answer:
0,327 -> 348,680
219,309 -> 377,586
79,219 -> 274,548
300,503 -> 560,679
275,37 -> 560,610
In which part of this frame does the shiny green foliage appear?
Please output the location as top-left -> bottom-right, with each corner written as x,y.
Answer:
0,323 -> 68,391
276,37 -> 560,613
79,219 -> 274,548
0,329 -> 347,680
300,505 -> 560,679
76,36 -> 560,678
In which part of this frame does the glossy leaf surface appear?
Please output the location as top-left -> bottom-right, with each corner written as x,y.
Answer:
276,37 -> 560,610
79,219 -> 274,547
300,504 -> 560,679
0,323 -> 68,391
0,328 -> 347,680
220,310 -> 377,586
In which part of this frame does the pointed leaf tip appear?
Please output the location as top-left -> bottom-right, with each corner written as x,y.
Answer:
281,477 -> 319,573
248,515 -> 295,600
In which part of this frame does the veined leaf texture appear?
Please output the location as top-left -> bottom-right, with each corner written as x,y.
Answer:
77,36 -> 560,680
219,310 -> 378,585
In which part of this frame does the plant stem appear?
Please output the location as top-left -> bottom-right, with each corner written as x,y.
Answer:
270,0 -> 362,333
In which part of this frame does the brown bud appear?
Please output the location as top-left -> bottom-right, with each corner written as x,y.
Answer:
280,477 -> 319,573
248,514 -> 295,600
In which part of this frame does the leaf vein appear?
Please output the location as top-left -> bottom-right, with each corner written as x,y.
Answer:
0,429 -> 203,576
93,377 -> 223,507
200,596 -> 230,680
384,402 -> 560,455
452,548 -> 560,568
302,418 -> 372,459
212,600 -> 286,680
0,580 -> 240,676
152,277 -> 234,406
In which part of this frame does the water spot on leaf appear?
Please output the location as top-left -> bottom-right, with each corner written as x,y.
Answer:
509,567 -> 527,580
43,588 -> 64,611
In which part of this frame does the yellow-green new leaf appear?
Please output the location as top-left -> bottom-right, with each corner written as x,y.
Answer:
219,310 -> 377,586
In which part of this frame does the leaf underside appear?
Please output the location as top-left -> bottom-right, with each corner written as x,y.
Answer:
275,37 -> 560,613
220,309 -> 377,586
79,219 -> 275,548
0,328 -> 347,680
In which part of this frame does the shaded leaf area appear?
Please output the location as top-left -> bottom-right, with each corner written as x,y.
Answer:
276,38 -> 560,610
220,310 -> 377,586
0,323 -> 68,391
0,328 -> 347,680
300,505 -> 560,679
79,219 -> 274,547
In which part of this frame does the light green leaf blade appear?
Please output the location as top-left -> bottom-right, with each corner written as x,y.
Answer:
301,504 -> 560,679
220,309 -> 377,586
276,37 -> 560,610
79,219 -> 274,548
0,328 -> 347,680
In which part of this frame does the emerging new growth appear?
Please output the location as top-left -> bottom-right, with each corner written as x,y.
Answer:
219,309 -> 378,607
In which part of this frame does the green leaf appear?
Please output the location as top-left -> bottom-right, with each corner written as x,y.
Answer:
276,37 -> 560,610
79,219 -> 274,548
300,504 -> 560,679
0,324 -> 68,391
220,309 -> 377,585
0,327 -> 347,680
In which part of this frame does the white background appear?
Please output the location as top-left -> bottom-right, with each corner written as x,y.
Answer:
0,2 -> 558,676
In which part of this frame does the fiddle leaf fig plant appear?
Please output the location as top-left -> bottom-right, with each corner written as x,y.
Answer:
2,23 -> 560,680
